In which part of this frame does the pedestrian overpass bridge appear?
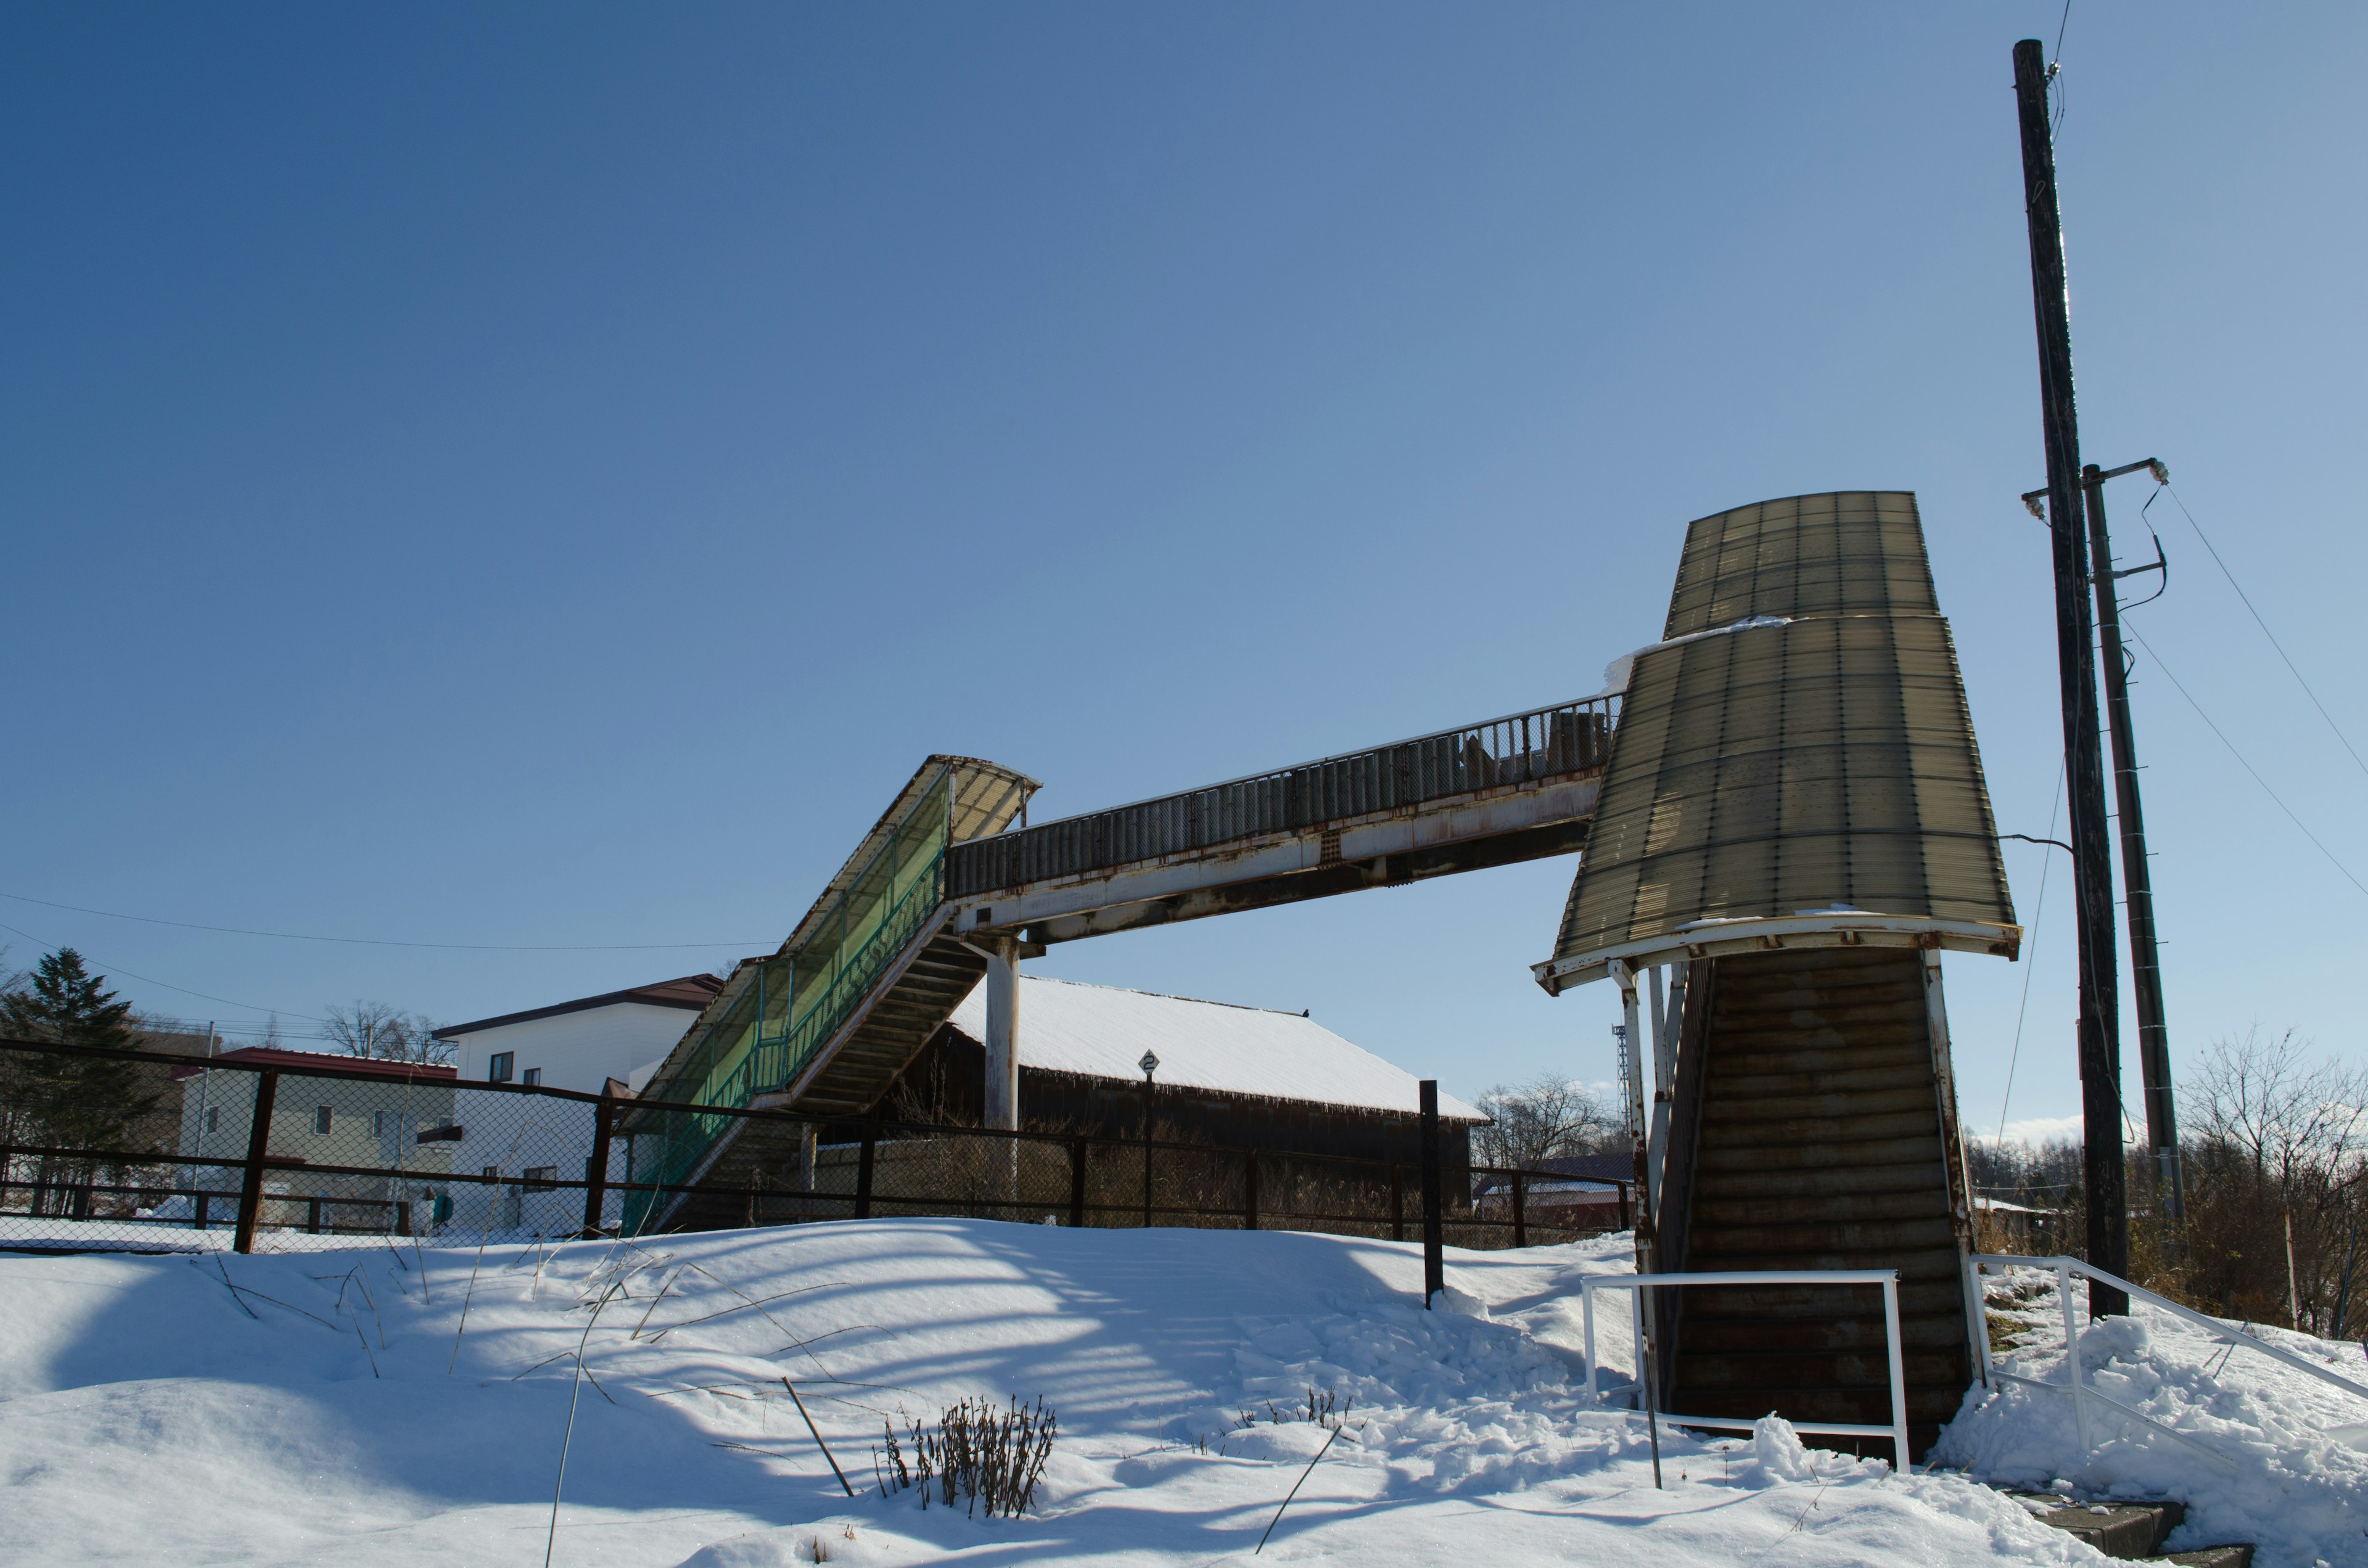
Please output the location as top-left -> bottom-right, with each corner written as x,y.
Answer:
624,691 -> 1621,1210
627,488 -> 2023,1458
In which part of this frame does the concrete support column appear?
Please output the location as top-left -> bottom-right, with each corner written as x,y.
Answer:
983,937 -> 1021,1133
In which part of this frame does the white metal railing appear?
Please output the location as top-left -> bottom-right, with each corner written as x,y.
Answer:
1967,1252 -> 2368,1472
1578,1268 -> 1912,1472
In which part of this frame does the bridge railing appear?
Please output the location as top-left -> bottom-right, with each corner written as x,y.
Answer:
947,694 -> 1618,898
623,767 -> 957,1229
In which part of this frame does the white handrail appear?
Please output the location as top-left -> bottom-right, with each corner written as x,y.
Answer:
1578,1268 -> 1912,1472
1967,1252 -> 2368,1469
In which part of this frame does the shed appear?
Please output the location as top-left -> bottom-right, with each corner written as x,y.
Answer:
876,975 -> 1484,1167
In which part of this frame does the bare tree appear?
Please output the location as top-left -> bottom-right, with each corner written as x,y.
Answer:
322,1000 -> 451,1065
1471,1073 -> 1615,1170
2191,1028 -> 2367,1189
2174,1028 -> 2368,1331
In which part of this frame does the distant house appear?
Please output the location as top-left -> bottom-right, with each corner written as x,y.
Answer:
1472,1152 -> 1632,1228
881,975 -> 1485,1167
427,973 -> 722,1239
431,972 -> 725,1093
173,1047 -> 458,1233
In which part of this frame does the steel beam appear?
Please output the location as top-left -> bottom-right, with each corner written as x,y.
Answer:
953,776 -> 1600,943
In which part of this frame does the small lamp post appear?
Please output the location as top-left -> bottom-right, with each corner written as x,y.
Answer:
1138,1050 -> 1160,1228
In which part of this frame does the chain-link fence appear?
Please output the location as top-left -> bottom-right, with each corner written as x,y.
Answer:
0,1036 -> 1630,1255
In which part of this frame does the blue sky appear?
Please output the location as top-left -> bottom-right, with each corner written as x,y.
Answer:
4,3 -> 2364,1141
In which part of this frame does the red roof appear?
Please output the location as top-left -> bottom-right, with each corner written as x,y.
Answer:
170,1046 -> 460,1083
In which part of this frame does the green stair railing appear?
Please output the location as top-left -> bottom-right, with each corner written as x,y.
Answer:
624,769 -> 955,1232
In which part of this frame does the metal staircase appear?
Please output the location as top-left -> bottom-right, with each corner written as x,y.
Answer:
1656,947 -> 1979,1456
619,695 -> 1622,1235
622,757 -> 1036,1233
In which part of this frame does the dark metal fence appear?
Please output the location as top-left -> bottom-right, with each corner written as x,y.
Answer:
946,696 -> 1617,897
0,1036 -> 1630,1255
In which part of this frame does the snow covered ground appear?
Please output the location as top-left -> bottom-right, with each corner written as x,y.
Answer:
1936,1266 -> 2368,1567
0,1220 -> 2358,1566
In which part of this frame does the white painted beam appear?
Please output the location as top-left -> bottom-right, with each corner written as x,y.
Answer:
950,776 -> 1601,935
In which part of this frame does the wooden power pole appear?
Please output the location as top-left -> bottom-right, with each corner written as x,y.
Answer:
2084,465 -> 2186,1223
2012,37 -> 2129,1315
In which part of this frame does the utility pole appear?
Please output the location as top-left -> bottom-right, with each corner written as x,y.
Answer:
2013,37 -> 2128,1315
2084,461 -> 2185,1223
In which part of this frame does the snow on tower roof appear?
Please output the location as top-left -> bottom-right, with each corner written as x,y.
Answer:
947,975 -> 1482,1121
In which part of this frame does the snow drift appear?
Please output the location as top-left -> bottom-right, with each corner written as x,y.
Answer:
0,1220 -> 2354,1565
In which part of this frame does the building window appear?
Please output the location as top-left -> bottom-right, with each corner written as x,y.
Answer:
522,1067 -> 541,1087
522,1165 -> 558,1191
314,1106 -> 333,1135
488,1052 -> 514,1083
483,1165 -> 500,1181
205,1107 -> 220,1134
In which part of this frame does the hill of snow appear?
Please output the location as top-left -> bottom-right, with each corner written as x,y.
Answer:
0,1220 -> 2353,1566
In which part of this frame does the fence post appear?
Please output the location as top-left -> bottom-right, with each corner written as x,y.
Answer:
1618,1180 -> 1631,1233
855,1128 -> 876,1220
397,1199 -> 412,1237
194,1189 -> 210,1231
233,1069 -> 279,1255
581,1091 -> 615,1238
0,1144 -> 10,1214
1243,1149 -> 1259,1231
1068,1138 -> 1087,1228
1420,1081 -> 1444,1307
2058,1261 -> 2092,1451
1391,1164 -> 1405,1242
1512,1170 -> 1527,1249
306,1196 -> 323,1234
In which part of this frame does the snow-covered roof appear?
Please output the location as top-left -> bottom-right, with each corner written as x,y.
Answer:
947,975 -> 1483,1121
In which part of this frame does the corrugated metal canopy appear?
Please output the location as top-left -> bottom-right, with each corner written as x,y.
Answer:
1664,491 -> 1937,639
1536,493 -> 2017,992
777,755 -> 1038,957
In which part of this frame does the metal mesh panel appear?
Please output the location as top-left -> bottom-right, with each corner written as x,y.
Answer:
0,1043 -> 631,1254
1553,612 -> 2013,966
0,1038 -> 1627,1256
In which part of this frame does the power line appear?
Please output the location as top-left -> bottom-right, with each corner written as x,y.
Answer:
0,890 -> 762,953
2155,483 -> 2368,784
1996,766 -> 2064,1146
2124,626 -> 2368,900
0,917 -> 329,1022
2048,0 -> 2073,133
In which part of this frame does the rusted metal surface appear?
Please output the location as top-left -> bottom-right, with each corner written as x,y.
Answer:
1661,948 -> 1976,1457
986,782 -> 1601,944
948,697 -> 1614,903
1540,495 -> 2020,998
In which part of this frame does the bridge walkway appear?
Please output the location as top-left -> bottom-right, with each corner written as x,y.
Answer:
623,696 -> 1616,1233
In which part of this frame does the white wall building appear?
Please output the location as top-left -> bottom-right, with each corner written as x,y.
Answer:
432,972 -> 722,1094
430,974 -> 721,1239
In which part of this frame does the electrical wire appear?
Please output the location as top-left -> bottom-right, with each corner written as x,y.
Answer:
1995,767 -> 2064,1146
2124,626 -> 2368,900
0,889 -> 760,953
2155,483 -> 2368,784
0,916 -> 329,1021
2047,0 -> 2074,134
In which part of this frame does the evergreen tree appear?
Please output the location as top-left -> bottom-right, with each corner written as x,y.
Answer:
0,950 -> 163,1211
2,947 -> 136,1048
